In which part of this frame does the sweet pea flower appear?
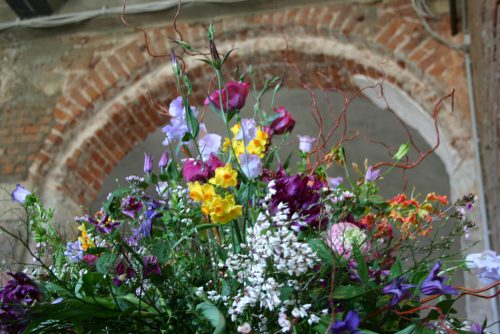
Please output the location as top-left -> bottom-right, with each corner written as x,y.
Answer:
204,81 -> 250,111
162,96 -> 198,146
234,118 -> 257,145
298,135 -> 316,153
465,250 -> 500,284
239,153 -> 262,179
270,106 -> 295,135
198,133 -> 222,162
331,310 -> 361,334
11,184 -> 31,204
420,262 -> 458,295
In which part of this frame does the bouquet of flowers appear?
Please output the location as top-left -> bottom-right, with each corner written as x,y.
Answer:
2,22 -> 499,334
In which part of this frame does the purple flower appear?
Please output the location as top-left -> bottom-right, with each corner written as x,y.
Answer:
331,310 -> 361,334
83,254 -> 99,266
198,133 -> 222,161
121,196 -> 143,219
204,81 -> 250,111
327,177 -> 343,189
466,250 -> 500,284
298,135 -> 315,153
239,153 -> 262,179
144,153 -> 154,174
269,172 -> 327,230
235,119 -> 257,145
113,261 -> 135,287
182,154 -> 224,183
139,202 -> 162,238
143,255 -> 161,277
0,272 -> 43,306
382,277 -> 414,307
162,96 -> 198,146
78,213 -> 120,234
365,166 -> 381,183
64,240 -> 84,263
158,152 -> 170,169
421,262 -> 458,295
269,106 -> 295,135
470,322 -> 484,334
11,184 -> 31,204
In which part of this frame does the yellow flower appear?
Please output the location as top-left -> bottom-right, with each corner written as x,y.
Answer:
204,194 -> 242,224
210,164 -> 238,188
246,127 -> 268,158
77,224 -> 95,251
222,137 -> 231,152
230,123 -> 241,137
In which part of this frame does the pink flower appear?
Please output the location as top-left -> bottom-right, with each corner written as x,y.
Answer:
204,81 -> 250,111
326,222 -> 369,259
269,106 -> 295,135
182,154 -> 224,182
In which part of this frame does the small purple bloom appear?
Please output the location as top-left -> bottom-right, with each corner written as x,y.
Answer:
158,152 -> 170,169
162,96 -> 198,146
144,153 -> 154,174
11,184 -> 31,204
470,322 -> 484,334
78,213 -> 120,234
365,166 -> 381,183
331,310 -> 361,334
298,135 -> 315,153
139,202 -> 162,238
121,196 -> 143,219
143,256 -> 161,277
113,261 -> 135,287
0,272 -> 43,306
239,153 -> 262,179
421,262 -> 458,295
382,277 -> 414,307
466,250 -> 500,284
64,240 -> 84,263
327,177 -> 343,189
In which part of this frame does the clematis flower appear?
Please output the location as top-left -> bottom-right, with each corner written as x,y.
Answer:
239,153 -> 262,179
420,262 -> 458,295
143,255 -> 161,277
143,153 -> 154,174
331,310 -> 361,334
465,250 -> 500,284
269,106 -> 295,135
298,135 -> 316,153
121,196 -> 143,219
382,277 -> 414,307
204,81 -> 250,111
139,202 -> 163,238
162,96 -> 198,146
365,166 -> 381,183
11,184 -> 31,204
326,222 -> 369,259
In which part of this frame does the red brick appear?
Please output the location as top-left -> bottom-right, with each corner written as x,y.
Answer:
70,90 -> 91,109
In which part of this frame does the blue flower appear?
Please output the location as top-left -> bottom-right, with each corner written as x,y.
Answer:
421,262 -> 458,295
382,277 -> 414,307
11,184 -> 31,204
331,310 -> 361,334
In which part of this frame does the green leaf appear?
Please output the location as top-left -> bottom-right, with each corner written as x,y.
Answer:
389,259 -> 403,280
394,325 -> 416,334
308,239 -> 334,266
360,330 -> 380,334
196,302 -> 226,334
96,253 -> 117,275
333,285 -> 366,299
152,239 -> 170,264
393,142 -> 410,160
353,245 -> 369,285
185,104 -> 199,138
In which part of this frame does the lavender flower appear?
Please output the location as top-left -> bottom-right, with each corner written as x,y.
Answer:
420,262 -> 458,295
239,153 -> 262,179
162,96 -> 198,146
235,118 -> 257,145
298,135 -> 315,153
327,177 -> 343,189
331,310 -> 361,334
382,277 -> 414,307
121,196 -> 143,219
198,133 -> 222,161
64,240 -> 84,263
471,322 -> 485,334
465,250 -> 500,284
158,152 -> 170,169
143,153 -> 154,174
365,166 -> 381,183
11,184 -> 31,204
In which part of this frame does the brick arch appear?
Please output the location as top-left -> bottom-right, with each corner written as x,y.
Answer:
29,1 -> 470,209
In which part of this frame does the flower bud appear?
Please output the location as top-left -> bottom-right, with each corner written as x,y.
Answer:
158,152 -> 170,169
143,153 -> 154,174
270,106 -> 295,135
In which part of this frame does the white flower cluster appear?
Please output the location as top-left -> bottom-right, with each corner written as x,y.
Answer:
223,204 -> 319,332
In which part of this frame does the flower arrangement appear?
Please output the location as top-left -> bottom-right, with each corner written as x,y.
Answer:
2,22 -> 500,334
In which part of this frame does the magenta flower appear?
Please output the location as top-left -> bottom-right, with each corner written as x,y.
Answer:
269,106 -> 295,135
121,196 -> 143,219
11,184 -> 31,204
420,262 -> 458,295
83,254 -> 99,266
182,154 -> 224,182
204,81 -> 250,111
143,255 -> 161,277
381,277 -> 414,307
113,261 -> 135,287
